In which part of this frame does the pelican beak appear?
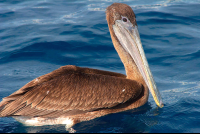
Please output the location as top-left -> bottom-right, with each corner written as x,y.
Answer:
113,18 -> 164,108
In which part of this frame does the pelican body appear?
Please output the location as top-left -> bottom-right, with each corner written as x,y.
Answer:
0,3 -> 163,131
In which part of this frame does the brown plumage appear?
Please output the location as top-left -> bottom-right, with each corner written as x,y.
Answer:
0,65 -> 145,117
0,3 -> 162,130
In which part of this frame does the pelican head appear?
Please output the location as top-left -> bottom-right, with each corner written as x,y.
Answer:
106,3 -> 163,108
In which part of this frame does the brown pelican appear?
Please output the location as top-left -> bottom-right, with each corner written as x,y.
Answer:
0,3 -> 163,132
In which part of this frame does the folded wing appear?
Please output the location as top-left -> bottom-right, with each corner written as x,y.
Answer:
0,65 -> 142,118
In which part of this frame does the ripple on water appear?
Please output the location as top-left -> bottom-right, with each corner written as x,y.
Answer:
0,0 -> 200,133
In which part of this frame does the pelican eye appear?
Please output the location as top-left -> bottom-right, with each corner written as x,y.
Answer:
122,18 -> 127,22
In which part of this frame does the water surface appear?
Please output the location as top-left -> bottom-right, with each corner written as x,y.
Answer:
0,0 -> 200,133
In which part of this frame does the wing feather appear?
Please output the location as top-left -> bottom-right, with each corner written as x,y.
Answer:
0,65 -> 142,117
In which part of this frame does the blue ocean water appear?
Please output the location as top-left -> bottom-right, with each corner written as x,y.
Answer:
0,0 -> 200,133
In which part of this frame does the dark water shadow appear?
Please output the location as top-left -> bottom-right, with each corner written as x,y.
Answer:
72,102 -> 162,133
